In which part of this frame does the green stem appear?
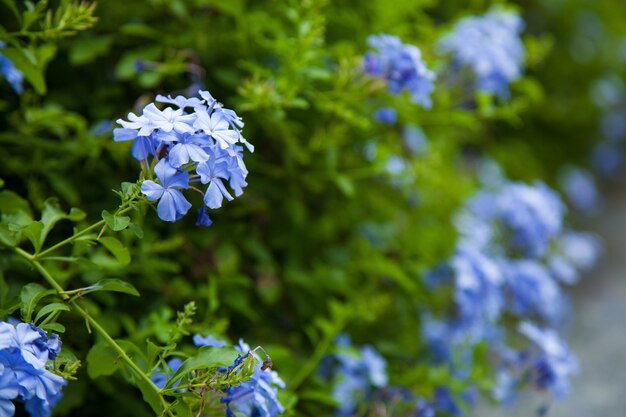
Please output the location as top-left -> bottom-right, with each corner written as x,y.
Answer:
289,323 -> 345,391
36,205 -> 135,258
15,248 -> 174,416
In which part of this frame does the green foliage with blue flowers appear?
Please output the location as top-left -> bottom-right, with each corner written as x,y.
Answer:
0,0 -> 624,416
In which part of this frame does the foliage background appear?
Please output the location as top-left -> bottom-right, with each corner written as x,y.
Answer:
1,0 -> 625,416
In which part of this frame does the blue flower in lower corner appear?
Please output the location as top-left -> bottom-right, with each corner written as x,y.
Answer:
141,159 -> 192,222
222,339 -> 285,417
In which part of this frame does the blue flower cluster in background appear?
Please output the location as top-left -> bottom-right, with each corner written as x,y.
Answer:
439,9 -> 525,97
0,320 -> 65,417
114,90 -> 252,224
364,34 -> 436,108
423,179 -> 601,411
0,42 -> 24,94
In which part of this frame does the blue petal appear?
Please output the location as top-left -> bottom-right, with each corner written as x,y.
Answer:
140,181 -> 165,201
157,189 -> 192,222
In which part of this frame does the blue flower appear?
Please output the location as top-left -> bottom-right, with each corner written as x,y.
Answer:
140,159 -> 192,222
558,167 -> 600,214
0,368 -> 19,417
439,10 -> 524,97
0,42 -> 24,94
192,334 -> 226,348
452,245 -> 503,326
150,357 -> 183,390
502,260 -> 564,324
518,322 -> 578,398
402,125 -> 429,156
329,335 -> 388,416
373,107 -> 397,124
222,339 -> 285,417
115,90 -> 252,225
364,34 -> 436,108
0,321 -> 66,417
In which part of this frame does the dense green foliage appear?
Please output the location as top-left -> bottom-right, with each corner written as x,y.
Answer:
1,0 -> 624,416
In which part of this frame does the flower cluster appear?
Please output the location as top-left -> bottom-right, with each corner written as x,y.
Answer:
323,335 -> 388,417
0,320 -> 65,417
0,42 -> 24,94
114,90 -> 252,224
439,9 -> 525,97
221,339 -> 285,417
364,34 -> 436,108
424,180 -> 600,407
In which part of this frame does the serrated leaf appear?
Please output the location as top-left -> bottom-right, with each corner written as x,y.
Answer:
20,283 -> 55,322
86,343 -> 123,378
40,322 -> 65,333
35,303 -> 70,323
166,347 -> 239,388
101,210 -> 131,231
80,279 -> 139,297
99,236 -> 130,265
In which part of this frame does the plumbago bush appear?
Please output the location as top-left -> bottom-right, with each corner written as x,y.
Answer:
0,0 -> 624,416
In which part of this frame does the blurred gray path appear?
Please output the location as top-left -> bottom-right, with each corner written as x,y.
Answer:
481,182 -> 626,416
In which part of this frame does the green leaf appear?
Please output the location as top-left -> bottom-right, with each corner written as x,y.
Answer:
101,210 -> 131,232
80,279 -> 139,297
1,47 -> 47,94
35,303 -> 70,323
37,199 -> 87,250
99,236 -> 131,265
132,372 -> 164,415
145,339 -> 164,368
86,343 -> 123,378
40,322 -> 65,333
166,347 -> 239,388
68,35 -> 114,65
18,221 -> 43,252
128,223 -> 144,238
20,283 -> 55,322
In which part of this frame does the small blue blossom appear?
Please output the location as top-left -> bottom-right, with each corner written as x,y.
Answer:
373,107 -> 397,124
439,10 -> 525,97
140,159 -> 192,222
0,42 -> 24,94
0,321 -> 66,417
501,260 -> 564,324
402,125 -> 429,156
558,167 -> 601,214
518,322 -> 579,398
364,34 -> 436,108
452,245 -> 503,326
328,335 -> 388,417
591,140 -> 622,177
150,357 -> 183,390
192,334 -> 226,348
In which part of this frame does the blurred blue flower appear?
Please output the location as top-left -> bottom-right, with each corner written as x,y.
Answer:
150,357 -> 183,390
558,166 -> 601,214
502,260 -> 564,324
0,42 -> 24,94
329,335 -> 388,416
402,125 -> 429,156
373,107 -> 397,124
591,140 -> 622,177
439,9 -> 524,97
452,245 -> 503,326
519,322 -> 579,398
192,334 -> 226,348
364,34 -> 436,108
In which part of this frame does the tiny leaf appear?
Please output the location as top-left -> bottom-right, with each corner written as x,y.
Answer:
20,283 -> 55,322
101,210 -> 131,231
